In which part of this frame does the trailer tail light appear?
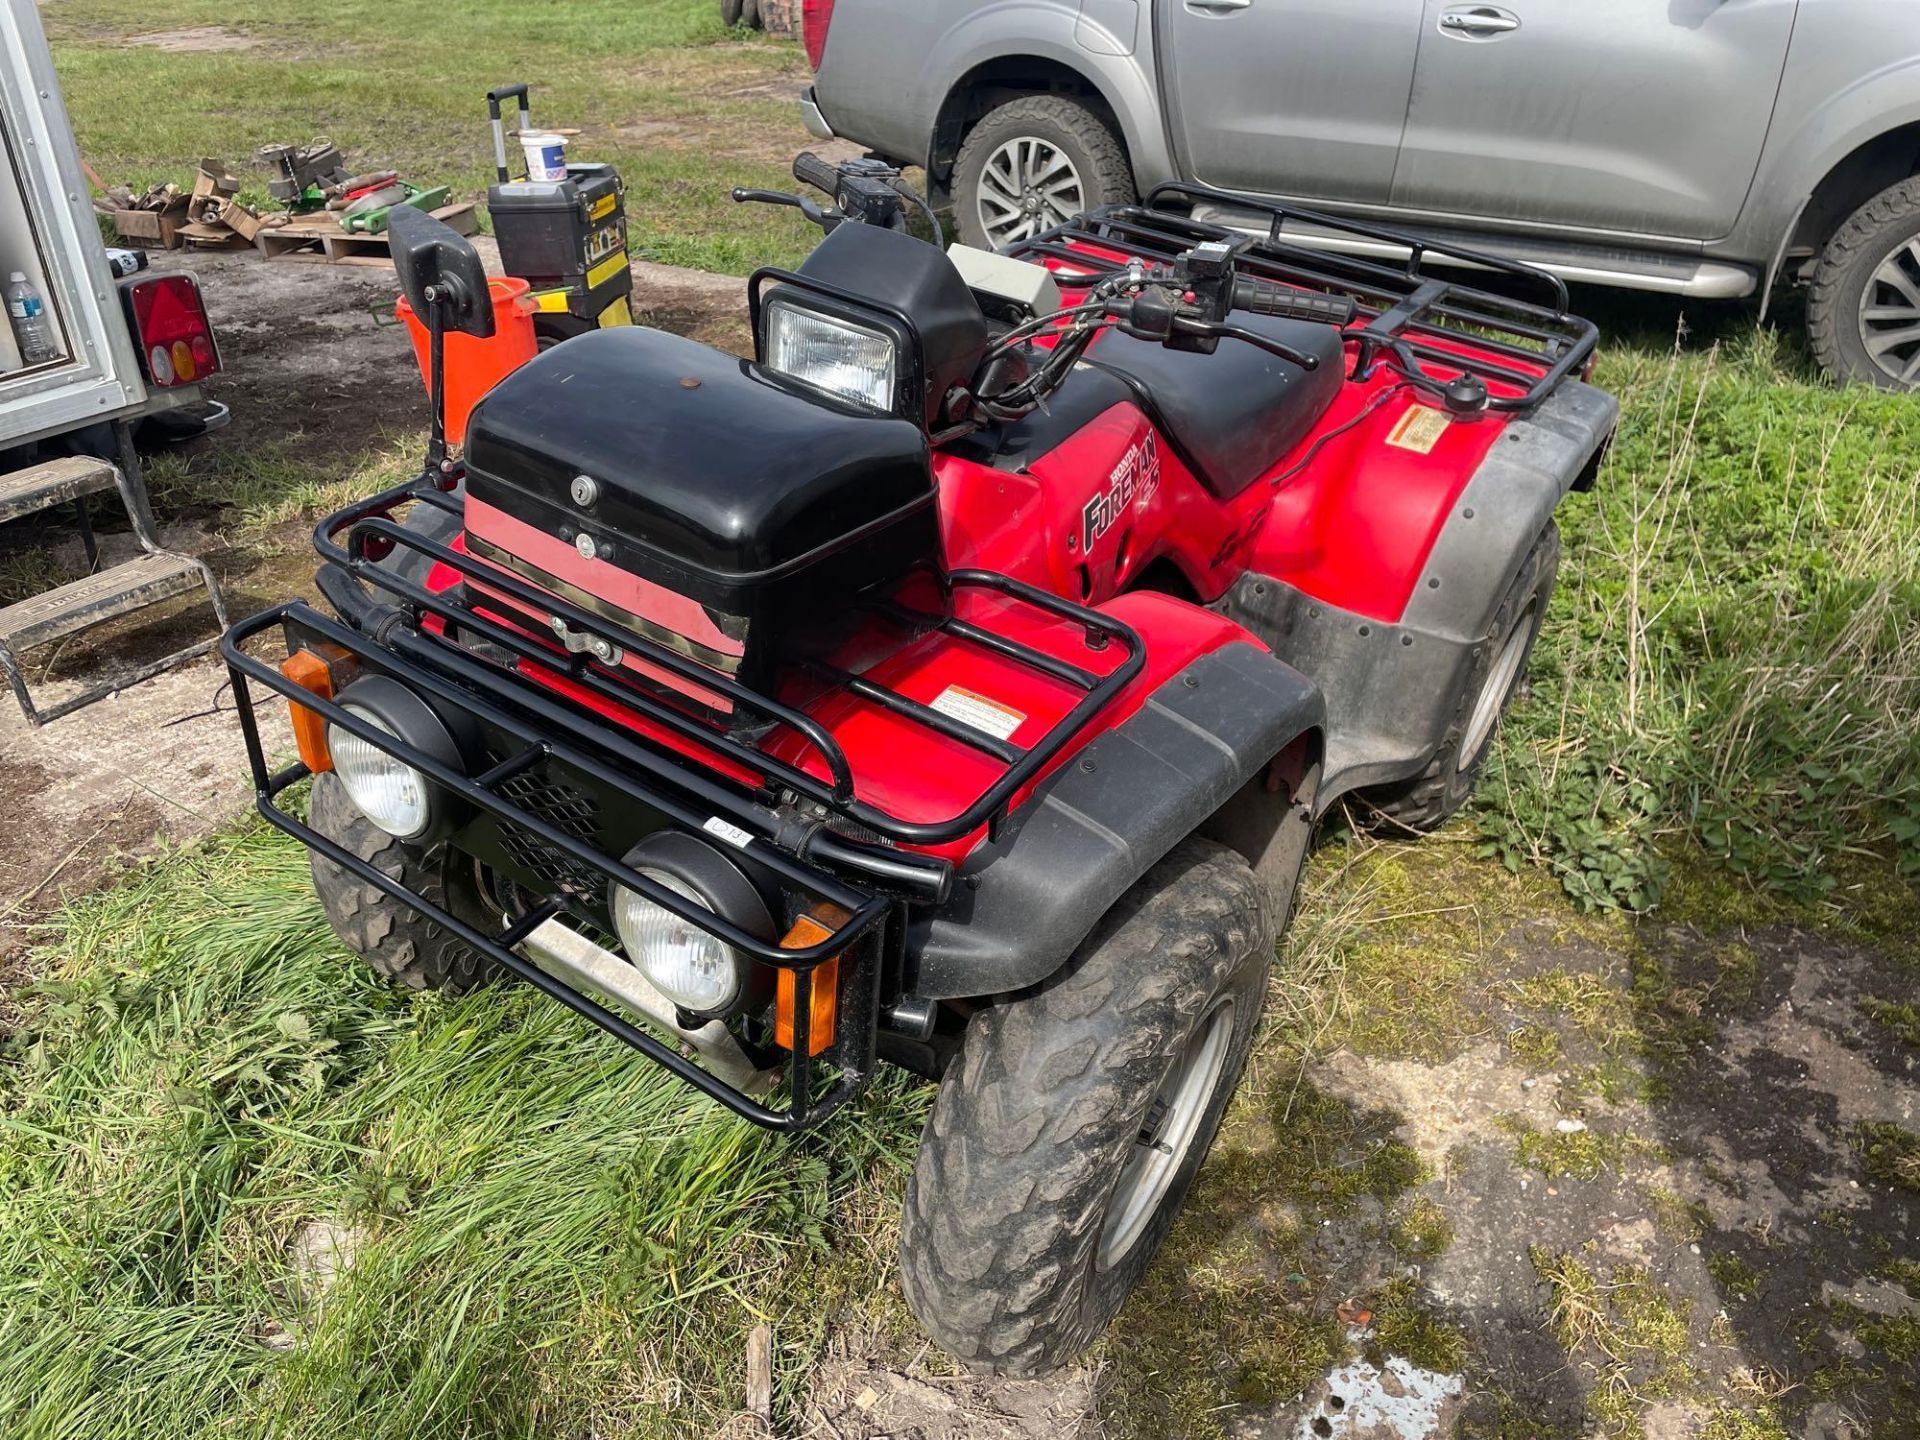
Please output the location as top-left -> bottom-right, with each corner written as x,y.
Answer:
125,274 -> 219,388
802,0 -> 835,69
280,645 -> 353,774
775,906 -> 847,1056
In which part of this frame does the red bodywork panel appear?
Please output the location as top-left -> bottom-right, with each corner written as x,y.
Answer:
427,233 -> 1547,866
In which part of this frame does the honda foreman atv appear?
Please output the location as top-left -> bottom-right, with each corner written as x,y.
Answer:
221,154 -> 1615,1375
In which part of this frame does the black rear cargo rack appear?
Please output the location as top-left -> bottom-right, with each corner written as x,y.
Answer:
1009,184 -> 1599,414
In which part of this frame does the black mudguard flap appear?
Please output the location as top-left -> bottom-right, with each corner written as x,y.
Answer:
907,642 -> 1323,1000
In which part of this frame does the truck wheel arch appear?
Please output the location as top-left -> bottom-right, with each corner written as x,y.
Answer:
905,642 -> 1325,1000
929,53 -> 1140,198
1784,121 -> 1920,279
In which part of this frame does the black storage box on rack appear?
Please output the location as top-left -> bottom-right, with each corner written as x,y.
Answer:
458,325 -> 948,715
489,164 -> 632,326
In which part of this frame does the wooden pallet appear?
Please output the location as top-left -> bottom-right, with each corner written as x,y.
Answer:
254,202 -> 479,267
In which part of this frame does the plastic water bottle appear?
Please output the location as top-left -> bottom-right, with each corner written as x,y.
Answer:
5,271 -> 60,366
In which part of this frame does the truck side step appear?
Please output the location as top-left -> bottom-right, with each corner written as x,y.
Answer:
0,550 -> 229,728
0,552 -> 208,652
0,456 -> 120,525
0,445 -> 230,728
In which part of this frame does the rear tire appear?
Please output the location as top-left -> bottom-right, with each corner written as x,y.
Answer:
1808,177 -> 1920,391
899,837 -> 1279,1375
308,773 -> 498,994
953,95 -> 1134,251
1356,520 -> 1560,833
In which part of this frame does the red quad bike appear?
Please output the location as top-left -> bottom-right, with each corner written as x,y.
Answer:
222,154 -> 1615,1374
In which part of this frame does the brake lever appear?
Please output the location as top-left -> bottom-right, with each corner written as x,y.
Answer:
1174,315 -> 1321,371
730,187 -> 840,232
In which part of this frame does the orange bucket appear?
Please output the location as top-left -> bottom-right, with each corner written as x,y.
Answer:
397,276 -> 538,448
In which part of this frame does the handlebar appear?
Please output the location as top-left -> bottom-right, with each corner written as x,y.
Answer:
792,151 -> 841,198
1231,279 -> 1357,327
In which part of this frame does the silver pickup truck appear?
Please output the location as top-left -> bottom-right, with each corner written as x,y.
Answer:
798,0 -> 1920,389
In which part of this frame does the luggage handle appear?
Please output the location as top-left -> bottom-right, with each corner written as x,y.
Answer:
486,83 -> 533,184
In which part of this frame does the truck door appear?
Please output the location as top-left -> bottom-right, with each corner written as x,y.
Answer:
1158,0 -> 1426,204
1391,0 -> 1799,242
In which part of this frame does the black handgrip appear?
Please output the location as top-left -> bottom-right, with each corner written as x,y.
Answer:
486,83 -> 530,120
792,151 -> 841,197
1231,279 -> 1357,326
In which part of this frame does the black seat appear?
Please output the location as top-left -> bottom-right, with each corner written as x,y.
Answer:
1085,312 -> 1346,500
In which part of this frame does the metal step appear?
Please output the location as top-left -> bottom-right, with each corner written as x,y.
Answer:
0,455 -> 119,525
1190,202 -> 1759,300
0,552 -> 207,652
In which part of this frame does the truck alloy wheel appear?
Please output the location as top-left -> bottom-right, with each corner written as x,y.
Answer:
1809,177 -> 1920,391
899,838 -> 1280,1375
975,137 -> 1086,246
1855,237 -> 1920,388
953,96 -> 1134,250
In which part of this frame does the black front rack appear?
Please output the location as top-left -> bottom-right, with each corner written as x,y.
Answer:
312,473 -> 1144,848
219,470 -> 1155,1123
223,596 -> 890,1131
1010,184 -> 1600,414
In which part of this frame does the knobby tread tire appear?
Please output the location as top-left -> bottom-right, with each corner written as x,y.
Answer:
308,773 -> 496,994
899,837 -> 1276,1376
953,95 -> 1135,251
1357,520 -> 1561,833
1808,176 -> 1920,391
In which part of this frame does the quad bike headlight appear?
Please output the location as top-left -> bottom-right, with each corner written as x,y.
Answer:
326,677 -> 465,843
762,294 -> 898,412
611,833 -> 774,1019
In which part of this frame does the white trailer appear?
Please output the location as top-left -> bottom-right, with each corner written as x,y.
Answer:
0,0 -> 226,725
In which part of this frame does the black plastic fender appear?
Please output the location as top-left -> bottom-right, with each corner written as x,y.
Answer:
906,642 -> 1324,1000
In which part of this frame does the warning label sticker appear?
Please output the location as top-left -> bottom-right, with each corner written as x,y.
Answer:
702,816 -> 755,849
928,685 -> 1027,743
1386,406 -> 1452,455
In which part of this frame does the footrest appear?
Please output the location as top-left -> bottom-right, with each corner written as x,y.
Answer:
0,552 -> 207,652
0,456 -> 118,525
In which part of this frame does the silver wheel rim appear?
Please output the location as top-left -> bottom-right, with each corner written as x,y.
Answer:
1857,235 -> 1920,388
1097,997 -> 1234,1271
1459,603 -> 1535,774
975,136 -> 1084,246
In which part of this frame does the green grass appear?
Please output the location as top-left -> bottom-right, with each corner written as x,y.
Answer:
1479,319 -> 1920,917
0,824 -> 925,1438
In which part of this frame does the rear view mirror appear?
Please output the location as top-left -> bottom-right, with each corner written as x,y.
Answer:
389,204 -> 495,340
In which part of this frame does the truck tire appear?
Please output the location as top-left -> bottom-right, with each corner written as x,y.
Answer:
899,837 -> 1278,1375
1809,177 -> 1920,391
953,95 -> 1134,251
1356,520 -> 1560,833
308,772 -> 497,993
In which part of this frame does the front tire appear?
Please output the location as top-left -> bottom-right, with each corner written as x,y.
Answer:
1809,177 -> 1920,391
899,837 -> 1278,1375
952,95 -> 1134,250
309,773 -> 498,993
1356,520 -> 1560,833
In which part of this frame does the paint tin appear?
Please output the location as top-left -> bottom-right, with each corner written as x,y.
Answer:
519,131 -> 568,183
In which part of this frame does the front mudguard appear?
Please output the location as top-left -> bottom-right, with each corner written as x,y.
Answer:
906,642 -> 1324,1000
1221,379 -> 1617,804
